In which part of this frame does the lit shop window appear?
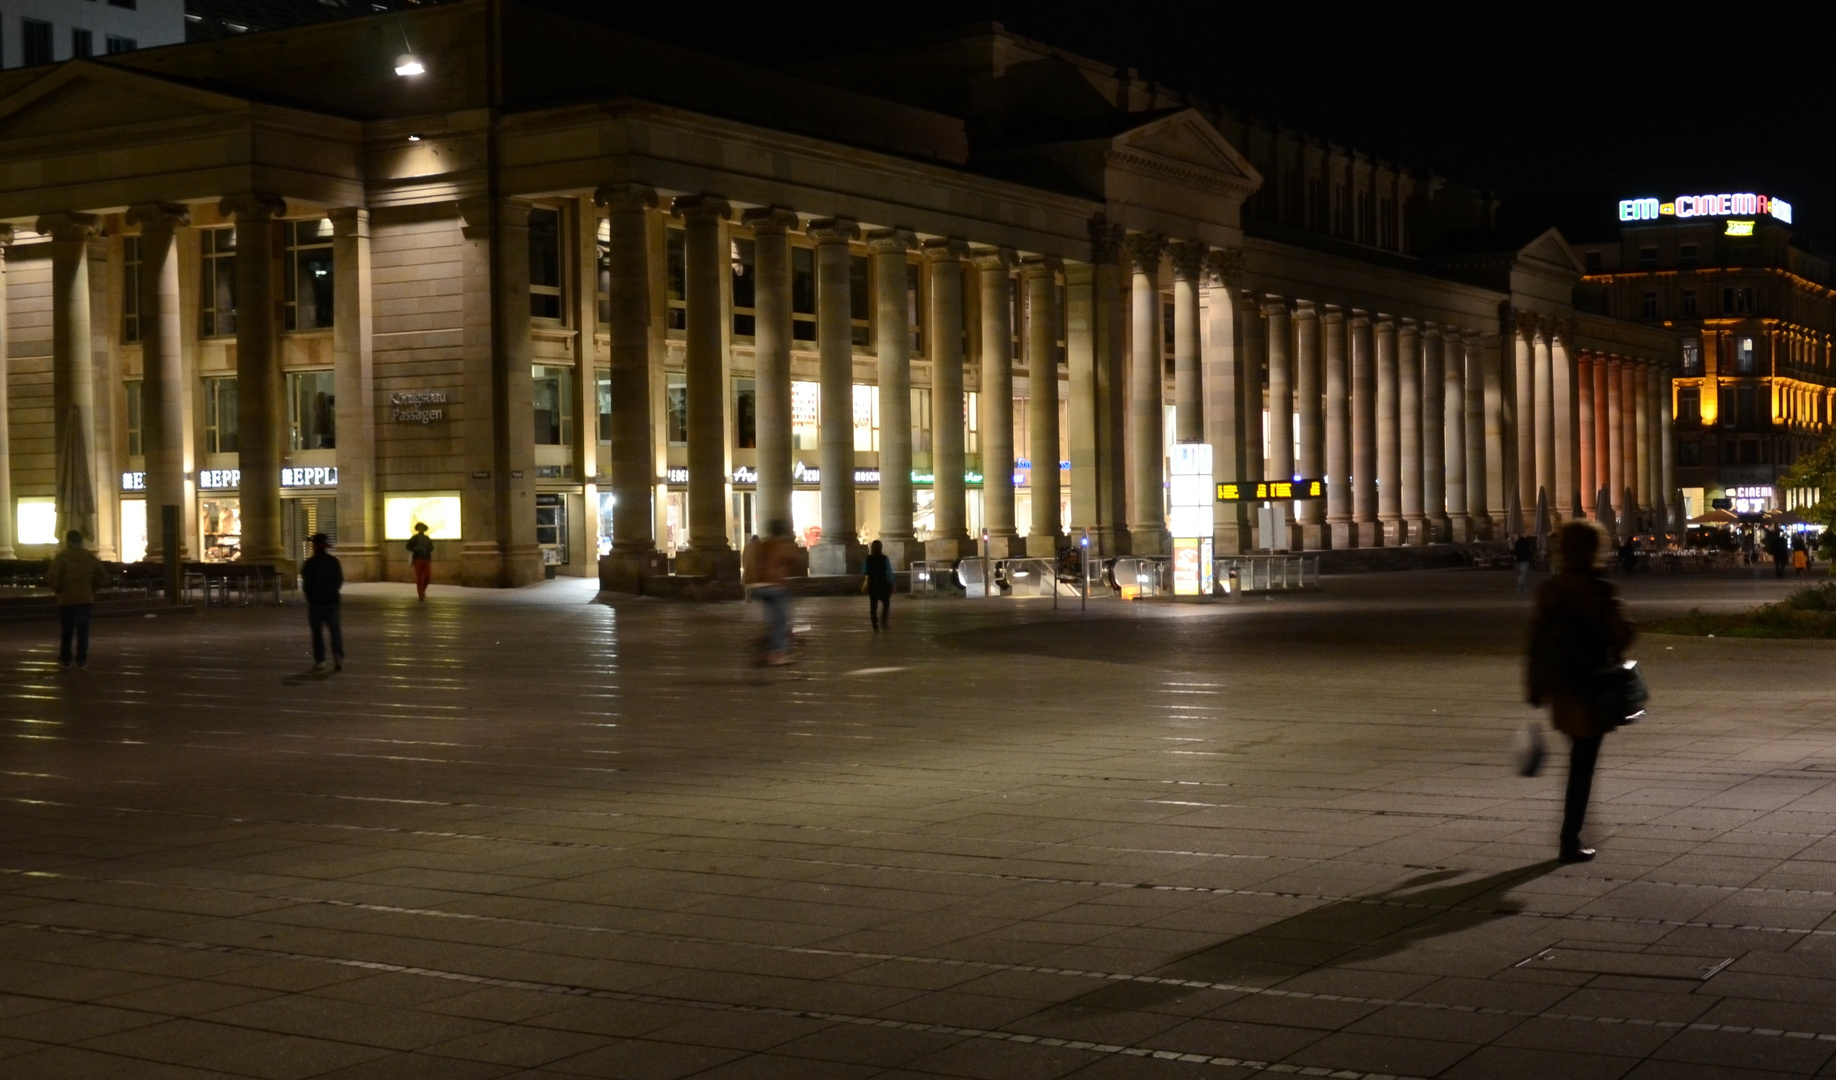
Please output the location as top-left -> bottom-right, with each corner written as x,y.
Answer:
1682,340 -> 1702,374
853,384 -> 879,452
532,365 -> 572,446
284,219 -> 334,330
287,370 -> 336,450
16,498 -> 56,546
528,207 -> 564,321
200,228 -> 236,338
122,236 -> 141,343
595,368 -> 611,445
125,380 -> 143,457
966,390 -> 979,455
203,376 -> 238,453
385,495 -> 461,540
1735,337 -> 1756,376
791,381 -> 819,451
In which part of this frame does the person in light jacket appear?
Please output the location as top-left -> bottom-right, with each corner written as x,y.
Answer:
47,530 -> 108,668
1527,520 -> 1635,863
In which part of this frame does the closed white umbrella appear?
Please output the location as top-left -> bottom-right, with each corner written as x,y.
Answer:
1533,486 -> 1550,552
55,406 -> 96,544
1505,486 -> 1523,538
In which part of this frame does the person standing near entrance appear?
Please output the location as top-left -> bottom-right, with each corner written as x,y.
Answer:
47,530 -> 108,668
1527,520 -> 1634,863
301,533 -> 345,672
406,522 -> 435,600
862,539 -> 895,631
1512,534 -> 1536,593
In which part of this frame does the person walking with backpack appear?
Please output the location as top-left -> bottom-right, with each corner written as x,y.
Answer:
862,539 -> 895,631
47,530 -> 108,668
1527,520 -> 1635,863
301,533 -> 345,672
406,522 -> 435,600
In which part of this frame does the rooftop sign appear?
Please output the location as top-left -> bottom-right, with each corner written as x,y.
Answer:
1619,193 -> 1792,225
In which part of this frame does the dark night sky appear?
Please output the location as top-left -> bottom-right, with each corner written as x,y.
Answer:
569,0 -> 1836,249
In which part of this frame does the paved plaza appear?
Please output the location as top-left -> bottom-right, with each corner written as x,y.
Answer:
3,567 -> 1836,1079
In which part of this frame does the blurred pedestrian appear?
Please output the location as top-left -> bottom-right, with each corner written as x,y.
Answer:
740,533 -> 760,585
46,529 -> 107,668
1768,529 -> 1789,579
1617,536 -> 1637,574
752,520 -> 795,665
1793,546 -> 1808,578
1512,534 -> 1535,593
1527,520 -> 1635,864
862,539 -> 894,630
301,533 -> 344,672
406,522 -> 434,600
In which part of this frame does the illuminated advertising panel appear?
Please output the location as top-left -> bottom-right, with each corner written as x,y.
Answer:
1618,193 -> 1792,225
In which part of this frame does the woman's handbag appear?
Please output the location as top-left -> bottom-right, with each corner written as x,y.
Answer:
1592,659 -> 1649,728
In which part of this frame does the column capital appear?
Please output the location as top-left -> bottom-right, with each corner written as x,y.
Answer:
1350,309 -> 1372,328
1374,313 -> 1396,331
1420,321 -> 1441,340
1513,308 -> 1541,340
217,193 -> 286,221
1293,299 -> 1318,320
595,183 -> 658,213
920,237 -> 969,262
1550,318 -> 1577,348
1319,304 -> 1343,325
1203,247 -> 1242,288
671,194 -> 731,222
1122,231 -> 1166,276
1168,241 -> 1206,282
327,206 -> 370,239
126,202 -> 190,233
1088,218 -> 1125,263
739,206 -> 798,234
35,211 -> 99,242
970,247 -> 1016,272
1020,254 -> 1062,279
1261,296 -> 1289,318
864,228 -> 917,255
806,217 -> 859,245
1398,316 -> 1420,335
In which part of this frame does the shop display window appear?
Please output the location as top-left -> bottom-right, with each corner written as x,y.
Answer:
528,207 -> 564,321
596,492 -> 615,556
853,383 -> 878,452
16,498 -> 56,546
200,498 -> 241,562
384,494 -> 461,539
791,381 -> 819,451
287,370 -> 335,450
119,500 -> 147,563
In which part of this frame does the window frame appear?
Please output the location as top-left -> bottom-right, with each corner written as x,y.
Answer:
285,369 -> 337,451
527,205 -> 567,324
125,379 -> 144,457
203,376 -> 239,454
122,235 -> 141,344
283,219 -> 335,332
21,18 -> 53,66
200,227 -> 237,339
531,364 -> 573,446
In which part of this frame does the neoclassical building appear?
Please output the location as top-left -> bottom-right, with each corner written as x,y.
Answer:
0,1 -> 1680,586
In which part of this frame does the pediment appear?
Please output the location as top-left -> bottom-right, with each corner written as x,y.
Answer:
0,62 -> 250,142
1517,227 -> 1584,275
1110,109 -> 1261,189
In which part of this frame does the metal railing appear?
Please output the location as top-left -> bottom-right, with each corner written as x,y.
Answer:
909,560 -> 956,598
1001,558 -> 1060,597
1216,555 -> 1320,593
1112,556 -> 1170,598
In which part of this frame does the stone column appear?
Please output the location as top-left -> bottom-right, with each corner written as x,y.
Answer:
1170,242 -> 1204,444
216,196 -> 285,564
0,228 -> 12,558
1125,233 -> 1168,555
1658,365 -> 1675,533
1634,359 -> 1651,512
1577,352 -> 1595,518
810,218 -> 864,574
598,185 -> 660,588
976,248 -> 1020,557
1399,319 -> 1424,543
673,195 -> 732,567
1552,325 -> 1576,519
456,196 -> 541,586
1238,288 -> 1266,547
1606,356 -> 1625,521
1533,322 -> 1554,515
326,207 -> 378,579
1375,315 -> 1401,545
870,229 -> 918,566
1024,256 -> 1063,556
1463,332 -> 1489,539
923,238 -> 973,560
1593,354 -> 1612,519
1351,311 -> 1378,545
41,213 -> 103,546
1443,329 -> 1470,540
1324,307 -> 1353,549
1203,250 -> 1250,553
1295,300 -> 1324,549
1265,297 -> 1294,486
127,204 -> 190,562
1513,314 -> 1535,521
1091,223 -> 1129,555
1421,323 -> 1445,542
1620,359 -> 1638,523
743,206 -> 796,545
1481,332 -> 1506,533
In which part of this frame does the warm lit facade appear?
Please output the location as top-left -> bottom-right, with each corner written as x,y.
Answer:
0,2 -> 1681,588
1580,203 -> 1835,517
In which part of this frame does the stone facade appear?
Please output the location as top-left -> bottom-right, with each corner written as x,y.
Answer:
0,3 -> 1681,580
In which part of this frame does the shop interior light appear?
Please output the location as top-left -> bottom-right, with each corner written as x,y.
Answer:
394,53 -> 425,76
407,133 -> 422,142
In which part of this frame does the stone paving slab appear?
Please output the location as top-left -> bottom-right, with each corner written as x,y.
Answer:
2,567 -> 1834,1077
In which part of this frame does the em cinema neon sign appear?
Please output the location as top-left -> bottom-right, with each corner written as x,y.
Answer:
1619,193 -> 1792,225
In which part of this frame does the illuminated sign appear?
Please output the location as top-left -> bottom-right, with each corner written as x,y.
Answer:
200,469 -> 240,490
1168,443 -> 1213,539
121,471 -> 145,491
1216,478 -> 1325,501
390,391 -> 448,424
281,466 -> 338,488
1618,193 -> 1792,225
1724,220 -> 1754,236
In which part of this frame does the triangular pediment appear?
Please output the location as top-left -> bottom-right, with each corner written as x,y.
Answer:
1517,227 -> 1585,275
0,62 -> 250,142
1110,109 -> 1261,188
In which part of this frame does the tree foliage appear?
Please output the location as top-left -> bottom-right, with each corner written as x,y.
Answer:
1783,434 -> 1836,529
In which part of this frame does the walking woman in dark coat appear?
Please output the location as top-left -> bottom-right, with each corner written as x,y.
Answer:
1527,520 -> 1635,863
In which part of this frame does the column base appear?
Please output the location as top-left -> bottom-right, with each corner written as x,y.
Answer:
334,543 -> 385,583
1330,520 -> 1358,550
1380,518 -> 1405,547
924,536 -> 979,563
599,549 -> 666,593
1355,519 -> 1383,548
1214,524 -> 1254,555
876,537 -> 921,571
1446,515 -> 1474,543
984,534 -> 1025,560
1128,528 -> 1171,557
809,541 -> 867,576
1299,524 -> 1328,551
461,544 -> 546,588
676,548 -> 741,582
1024,533 -> 1065,559
1405,516 -> 1430,545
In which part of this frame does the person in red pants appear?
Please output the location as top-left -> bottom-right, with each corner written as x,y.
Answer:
406,522 -> 434,599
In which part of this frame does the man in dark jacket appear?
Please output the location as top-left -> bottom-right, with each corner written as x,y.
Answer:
862,539 -> 894,631
300,533 -> 344,671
